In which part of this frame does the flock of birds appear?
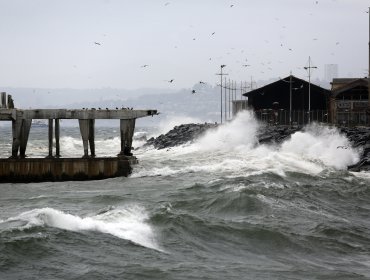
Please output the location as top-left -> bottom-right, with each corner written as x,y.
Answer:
89,1 -> 367,94
81,107 -> 133,111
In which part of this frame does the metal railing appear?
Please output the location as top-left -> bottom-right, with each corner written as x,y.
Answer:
254,110 -> 329,126
254,109 -> 370,126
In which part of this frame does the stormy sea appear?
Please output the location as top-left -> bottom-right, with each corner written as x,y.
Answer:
1,111 -> 370,280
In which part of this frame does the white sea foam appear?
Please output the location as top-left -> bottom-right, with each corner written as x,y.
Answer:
6,206 -> 161,251
134,111 -> 362,178
280,124 -> 360,170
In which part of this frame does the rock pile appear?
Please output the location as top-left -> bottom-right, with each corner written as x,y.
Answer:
145,123 -> 218,150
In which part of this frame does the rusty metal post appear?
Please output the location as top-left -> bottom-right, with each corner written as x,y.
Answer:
79,119 -> 89,158
119,119 -> 136,156
89,119 -> 95,157
48,119 -> 54,158
55,119 -> 60,158
19,119 -> 32,158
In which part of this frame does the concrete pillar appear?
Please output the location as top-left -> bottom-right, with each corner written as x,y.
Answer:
1,92 -> 6,108
119,119 -> 136,156
11,118 -> 22,158
19,119 -> 32,158
47,119 -> 54,158
89,119 -> 95,157
55,119 -> 60,158
79,119 -> 89,158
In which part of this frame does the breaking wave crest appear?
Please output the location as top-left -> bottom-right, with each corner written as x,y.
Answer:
3,206 -> 161,251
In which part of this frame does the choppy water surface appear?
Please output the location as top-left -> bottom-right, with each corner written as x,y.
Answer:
1,112 -> 370,279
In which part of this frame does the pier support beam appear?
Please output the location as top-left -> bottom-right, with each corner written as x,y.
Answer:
119,119 -> 136,156
19,119 -> 32,158
11,119 -> 22,158
55,119 -> 60,158
89,119 -> 95,157
11,118 -> 32,158
47,119 -> 54,158
79,120 -> 89,157
79,119 -> 95,158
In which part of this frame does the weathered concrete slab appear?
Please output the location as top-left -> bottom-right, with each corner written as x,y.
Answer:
0,156 -> 138,183
0,109 -> 157,120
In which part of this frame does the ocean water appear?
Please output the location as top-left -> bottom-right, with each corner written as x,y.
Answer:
1,112 -> 370,279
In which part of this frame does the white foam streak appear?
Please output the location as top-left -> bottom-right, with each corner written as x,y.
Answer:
7,207 -> 160,251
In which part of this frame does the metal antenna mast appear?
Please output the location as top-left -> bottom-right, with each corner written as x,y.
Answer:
304,56 -> 317,123
216,65 -> 228,124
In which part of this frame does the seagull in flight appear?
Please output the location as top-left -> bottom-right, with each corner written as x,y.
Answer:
94,42 -> 101,45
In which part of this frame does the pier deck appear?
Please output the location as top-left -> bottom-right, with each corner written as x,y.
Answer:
0,92 -> 157,182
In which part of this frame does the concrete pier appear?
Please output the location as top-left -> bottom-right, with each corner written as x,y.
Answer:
0,92 -> 157,182
0,156 -> 137,183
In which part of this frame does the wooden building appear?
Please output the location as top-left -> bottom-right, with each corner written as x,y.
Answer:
329,78 -> 369,126
242,75 -> 330,125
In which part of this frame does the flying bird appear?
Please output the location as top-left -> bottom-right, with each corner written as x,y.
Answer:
242,64 -> 251,67
199,81 -> 205,84
211,32 -> 215,35
165,2 -> 170,6
141,64 -> 149,68
94,42 -> 101,45
192,90 -> 196,94
168,79 -> 174,83
230,4 -> 234,7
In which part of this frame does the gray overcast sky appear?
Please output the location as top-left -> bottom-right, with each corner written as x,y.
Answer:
0,0 -> 368,90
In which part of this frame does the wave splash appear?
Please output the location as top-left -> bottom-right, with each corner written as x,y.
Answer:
3,206 -> 161,251
134,111 -> 361,178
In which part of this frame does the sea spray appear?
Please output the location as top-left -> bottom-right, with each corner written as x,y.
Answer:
280,123 -> 360,170
134,112 -> 362,179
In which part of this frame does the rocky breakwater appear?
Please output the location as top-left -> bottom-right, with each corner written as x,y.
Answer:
145,123 -> 218,149
144,123 -> 370,172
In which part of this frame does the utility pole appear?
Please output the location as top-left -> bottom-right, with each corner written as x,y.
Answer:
289,74 -> 292,125
304,56 -> 317,123
228,78 -> 231,120
216,65 -> 228,124
368,7 -> 370,113
224,77 -> 227,122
